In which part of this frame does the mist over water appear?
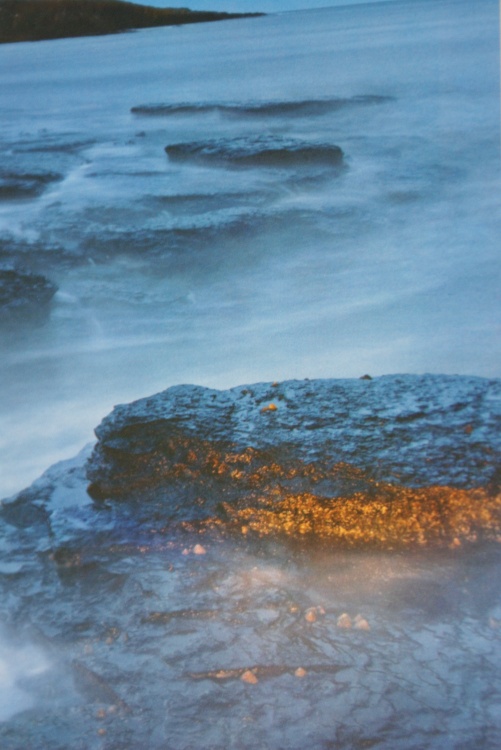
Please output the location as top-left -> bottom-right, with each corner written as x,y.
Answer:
0,0 -> 500,497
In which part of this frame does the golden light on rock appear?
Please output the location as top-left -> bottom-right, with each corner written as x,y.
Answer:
220,479 -> 501,549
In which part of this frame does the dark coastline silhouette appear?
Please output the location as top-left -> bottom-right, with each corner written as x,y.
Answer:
0,0 -> 263,44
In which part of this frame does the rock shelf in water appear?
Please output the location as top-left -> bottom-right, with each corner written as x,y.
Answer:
86,374 -> 501,548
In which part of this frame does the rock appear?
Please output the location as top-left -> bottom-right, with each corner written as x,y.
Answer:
165,138 -> 344,170
0,268 -> 57,319
354,614 -> 370,631
0,169 -> 62,200
241,669 -> 258,684
304,608 -> 318,623
85,375 -> 501,548
337,613 -> 352,629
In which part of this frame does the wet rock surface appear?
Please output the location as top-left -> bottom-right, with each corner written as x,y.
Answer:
0,268 -> 57,319
1,375 -> 501,748
87,375 -> 501,547
0,169 -> 62,200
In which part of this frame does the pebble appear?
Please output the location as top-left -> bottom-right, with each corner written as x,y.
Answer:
305,608 -> 317,623
305,605 -> 325,622
193,544 -> 206,555
295,667 -> 307,678
337,613 -> 352,628
260,403 -> 277,413
354,614 -> 370,630
241,670 -> 259,684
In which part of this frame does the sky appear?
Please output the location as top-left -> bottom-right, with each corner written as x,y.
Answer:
132,1 -> 389,12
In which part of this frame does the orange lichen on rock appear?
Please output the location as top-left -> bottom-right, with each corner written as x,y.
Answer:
221,484 -> 501,549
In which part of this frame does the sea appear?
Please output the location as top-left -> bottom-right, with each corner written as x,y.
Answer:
0,0 -> 499,500
0,0 -> 500,744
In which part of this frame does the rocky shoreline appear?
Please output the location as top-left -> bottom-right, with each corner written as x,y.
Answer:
1,374 -> 500,747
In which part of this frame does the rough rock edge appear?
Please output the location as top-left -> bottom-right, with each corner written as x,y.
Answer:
83,375 -> 501,548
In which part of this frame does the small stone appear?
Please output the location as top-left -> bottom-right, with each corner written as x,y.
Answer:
241,525 -> 249,535
260,403 -> 277,413
354,614 -> 370,630
305,605 -> 325,622
295,667 -> 307,678
337,613 -> 352,628
97,728 -> 107,736
241,670 -> 258,684
193,544 -> 206,555
182,548 -> 190,555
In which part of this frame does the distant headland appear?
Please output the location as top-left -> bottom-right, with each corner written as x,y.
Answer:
0,0 -> 264,44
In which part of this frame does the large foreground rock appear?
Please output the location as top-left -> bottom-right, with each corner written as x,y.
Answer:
87,374 -> 501,548
1,375 -> 501,748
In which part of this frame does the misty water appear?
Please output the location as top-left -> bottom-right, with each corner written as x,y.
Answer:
0,0 -> 499,499
0,0 -> 500,746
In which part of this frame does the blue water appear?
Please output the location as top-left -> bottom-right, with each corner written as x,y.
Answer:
0,0 -> 499,497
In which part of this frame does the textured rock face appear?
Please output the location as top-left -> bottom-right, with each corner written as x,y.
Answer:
1,375 -> 501,748
87,375 -> 501,548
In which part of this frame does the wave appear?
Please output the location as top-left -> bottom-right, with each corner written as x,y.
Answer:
165,137 -> 344,169
131,94 -> 393,118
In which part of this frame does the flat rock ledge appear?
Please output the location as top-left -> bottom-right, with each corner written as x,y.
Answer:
86,374 -> 501,548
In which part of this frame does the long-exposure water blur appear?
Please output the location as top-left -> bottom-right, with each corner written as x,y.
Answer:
0,0 -> 500,746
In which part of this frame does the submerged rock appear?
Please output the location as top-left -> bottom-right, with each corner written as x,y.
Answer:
0,169 -> 62,200
0,268 -> 57,319
86,375 -> 501,548
165,137 -> 344,170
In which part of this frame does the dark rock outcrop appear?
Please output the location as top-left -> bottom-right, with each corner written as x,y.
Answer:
2,377 -> 500,748
86,375 -> 501,548
165,138 -> 344,169
0,268 -> 58,318
0,169 -> 63,200
0,0 -> 263,44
